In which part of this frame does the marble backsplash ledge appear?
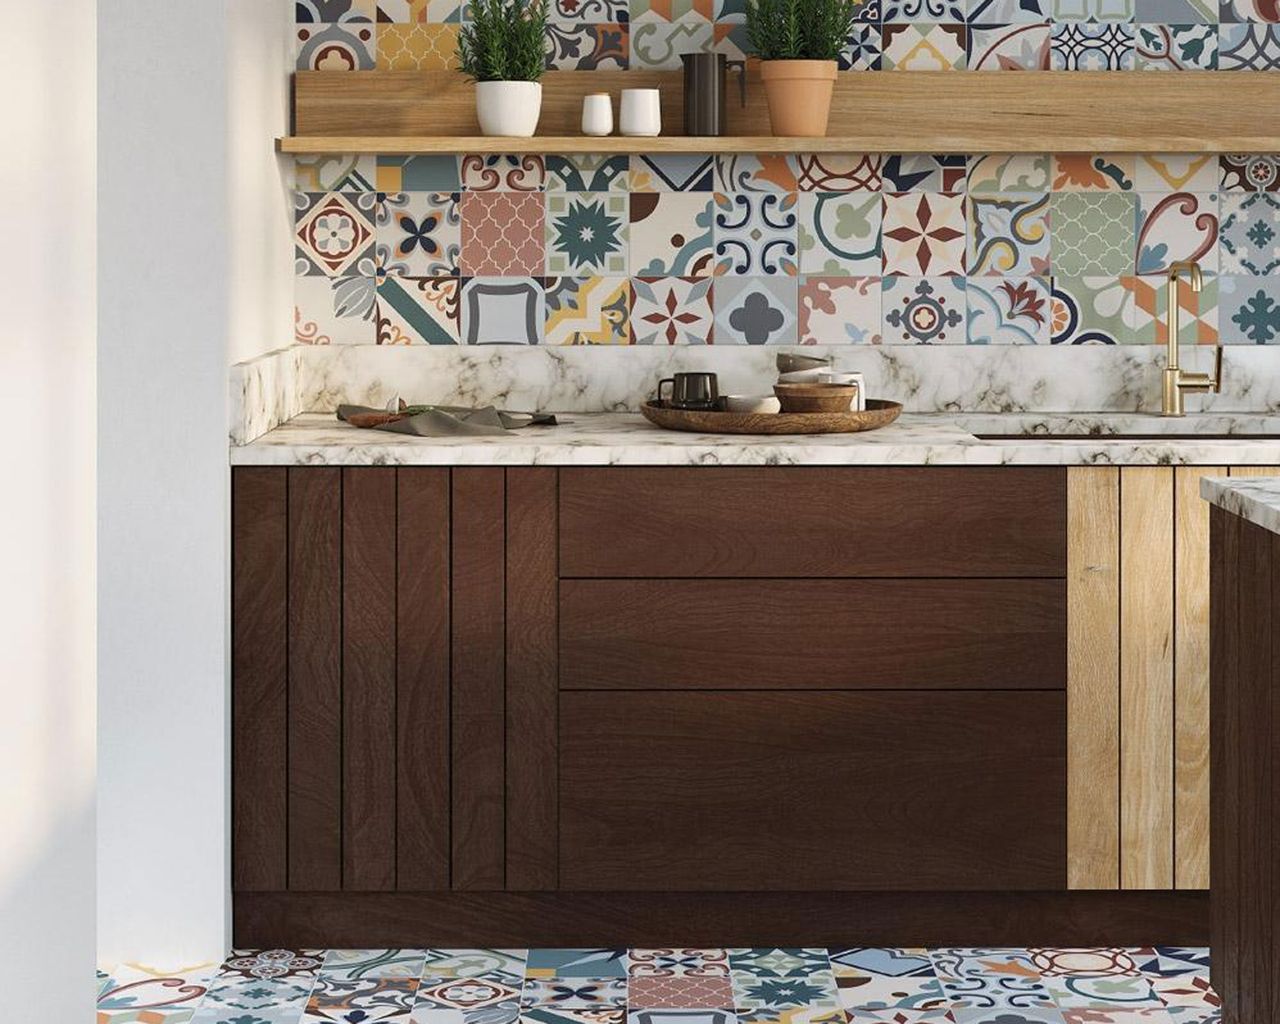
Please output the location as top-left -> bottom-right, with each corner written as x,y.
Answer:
230,344 -> 1280,445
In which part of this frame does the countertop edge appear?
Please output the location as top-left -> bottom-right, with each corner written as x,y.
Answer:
1201,475 -> 1280,536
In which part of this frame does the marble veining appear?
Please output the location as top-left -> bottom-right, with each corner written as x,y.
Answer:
229,346 -> 305,445
1202,475 -> 1280,536
233,411 -> 1280,467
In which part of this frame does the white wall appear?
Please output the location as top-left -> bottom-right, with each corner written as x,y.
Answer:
0,0 -> 97,1013
97,1 -> 292,964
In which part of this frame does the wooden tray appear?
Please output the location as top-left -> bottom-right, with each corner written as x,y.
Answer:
641,399 -> 903,435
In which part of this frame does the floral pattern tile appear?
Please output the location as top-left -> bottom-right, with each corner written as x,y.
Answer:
460,277 -> 545,344
798,192 -> 882,275
461,155 -> 546,192
713,276 -> 799,344
295,192 -> 378,277
546,24 -> 629,68
968,193 -> 1050,275
522,980 -> 628,1008
630,193 -> 715,275
884,0 -> 967,20
882,276 -> 968,342
1134,24 -> 1217,68
1221,154 -> 1280,193
296,275 -> 377,343
968,23 -> 1052,67
546,192 -> 629,274
629,19 -> 714,67
302,977 -> 418,1022
715,155 -> 800,193
376,191 -> 460,277
829,949 -> 948,1012
296,22 -> 376,69
553,0 -> 629,19
881,24 -> 969,67
798,276 -> 882,344
1135,191 -> 1219,274
929,950 -> 1055,1011
1052,154 -> 1135,192
968,155 -> 1051,194
840,25 -> 884,68
1050,192 -> 1138,276
419,950 -> 527,982
460,191 -> 545,275
1051,275 -> 1134,343
882,192 -> 968,276
1219,192 -> 1280,275
713,192 -> 800,276
544,275 -> 630,343
630,276 -> 715,343
1220,274 -> 1280,343
967,276 -> 1053,343
629,951 -> 731,978
376,275 -> 461,343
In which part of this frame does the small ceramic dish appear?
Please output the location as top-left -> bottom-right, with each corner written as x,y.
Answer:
773,382 -> 858,413
722,394 -> 782,414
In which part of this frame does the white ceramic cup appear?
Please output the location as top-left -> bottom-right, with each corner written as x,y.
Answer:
581,93 -> 613,137
619,88 -> 661,137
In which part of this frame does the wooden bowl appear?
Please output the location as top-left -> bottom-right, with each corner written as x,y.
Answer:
773,382 -> 858,413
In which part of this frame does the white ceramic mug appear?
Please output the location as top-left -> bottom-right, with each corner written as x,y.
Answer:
619,88 -> 661,137
581,93 -> 613,137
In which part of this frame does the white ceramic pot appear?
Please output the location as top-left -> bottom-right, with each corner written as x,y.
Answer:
475,80 -> 542,137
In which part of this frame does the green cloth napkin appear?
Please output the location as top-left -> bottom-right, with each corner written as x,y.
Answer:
337,404 -> 557,437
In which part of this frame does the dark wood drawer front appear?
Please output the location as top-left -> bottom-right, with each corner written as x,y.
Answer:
559,467 -> 1066,578
560,690 -> 1066,890
560,578 -> 1065,690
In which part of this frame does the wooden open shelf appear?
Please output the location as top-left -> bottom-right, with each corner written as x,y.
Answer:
285,69 -> 1280,155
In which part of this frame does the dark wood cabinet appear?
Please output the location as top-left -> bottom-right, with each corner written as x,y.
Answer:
231,465 -> 1205,946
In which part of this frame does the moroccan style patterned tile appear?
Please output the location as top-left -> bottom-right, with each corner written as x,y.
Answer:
1051,275 -> 1133,343
840,25 -> 884,68
303,977 -> 419,1021
1052,154 -> 1135,191
1025,950 -> 1160,1011
829,949 -> 947,1011
420,950 -> 527,982
882,192 -> 967,276
713,277 -> 800,344
882,154 -> 968,191
949,1010 -> 1065,1023
798,192 -> 882,275
627,975 -> 734,1008
546,192 -> 628,274
97,964 -> 214,1018
219,952 -> 324,982
296,21 -> 377,69
544,276 -> 630,343
375,276 -> 462,343
629,19 -> 714,67
525,952 -> 629,979
968,155 -> 1051,193
322,950 -> 429,981
881,24 -> 969,67
1129,271 -> 1219,344
522,980 -> 629,1008
1135,154 -> 1220,191
968,193 -> 1050,275
630,155 -> 715,191
881,276 -> 967,342
461,155 -> 546,191
728,951 -> 832,980
883,0 -> 967,21
796,154 -> 882,192
460,191 -> 545,275
1220,0 -> 1280,19
845,1012 -> 961,1024
930,951 -> 1055,1011
201,978 -> 317,1012
630,951 -> 731,978
376,191 -> 461,276
966,277 -> 1053,343
799,276 -> 883,344
414,975 -> 522,1010
459,277 -> 546,343
1051,0 -> 1133,16
1218,23 -> 1280,67
296,192 -> 378,277
631,0 -> 715,18
1136,191 -> 1219,273
546,155 -> 630,192
1131,948 -> 1212,979
520,1010 -> 625,1024
377,0 -> 461,19
1220,153 -> 1280,192
1219,192 -> 1280,274
713,193 -> 800,276
1135,0 -> 1215,18
377,156 -> 462,192
553,0 -> 629,20
1148,974 -> 1221,1010
968,23 -> 1051,68
295,154 -> 376,192
546,24 -> 629,68
968,0 -> 1048,19
628,1012 -> 737,1024
1050,22 -> 1136,67
629,276 -> 715,343
376,23 -> 459,67
629,193 -> 715,275
299,0 -> 377,20
297,275 -> 378,342
1134,24 -> 1218,67
1050,192 -> 1138,276
733,973 -> 839,1011
1220,274 -> 1280,342
715,155 -> 800,193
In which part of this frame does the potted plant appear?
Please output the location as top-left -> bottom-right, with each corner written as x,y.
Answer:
458,0 -> 549,137
744,0 -> 856,136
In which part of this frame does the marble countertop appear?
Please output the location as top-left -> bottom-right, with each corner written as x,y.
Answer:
231,411 -> 1280,467
1201,476 -> 1280,535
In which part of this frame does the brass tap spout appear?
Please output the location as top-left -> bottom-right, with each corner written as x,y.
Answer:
1162,260 -> 1222,417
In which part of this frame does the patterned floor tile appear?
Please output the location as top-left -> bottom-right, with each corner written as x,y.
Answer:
304,977 -> 419,1021
459,191 -> 545,276
629,155 -> 715,192
729,951 -> 833,979
377,155 -> 462,193
295,153 -> 376,193
296,21 -> 376,69
830,949 -> 947,1012
376,23 -> 459,68
630,951 -> 731,978
1134,155 -> 1218,193
1133,24 -> 1217,69
522,979 -> 629,1008
322,950 -> 428,981
968,23 -> 1051,69
846,1011 -> 958,1024
527,952 -> 630,980
627,1011 -> 736,1024
883,154 -> 968,192
950,1010 -> 1064,1024
546,23 -> 629,68
881,24 -> 968,68
461,155 -> 545,192
525,1010 -> 627,1024
296,192 -> 378,278
546,155 -> 630,193
629,975 -> 736,1008
929,950 -> 1055,1011
715,155 -> 800,193
98,963 -> 215,1022
220,952 -> 327,982
200,977 -> 317,1013
297,274 -> 377,343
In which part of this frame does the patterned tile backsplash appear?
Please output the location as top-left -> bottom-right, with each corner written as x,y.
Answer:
291,0 -> 1280,347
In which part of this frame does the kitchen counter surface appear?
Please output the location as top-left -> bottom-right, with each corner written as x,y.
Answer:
1201,475 -> 1280,534
232,411 -> 1280,467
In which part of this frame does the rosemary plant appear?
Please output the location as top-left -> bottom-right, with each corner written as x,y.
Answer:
458,0 -> 549,82
744,0 -> 857,60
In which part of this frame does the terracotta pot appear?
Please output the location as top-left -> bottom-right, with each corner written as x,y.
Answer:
759,59 -> 837,136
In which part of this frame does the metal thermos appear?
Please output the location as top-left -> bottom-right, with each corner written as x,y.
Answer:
681,52 -> 747,137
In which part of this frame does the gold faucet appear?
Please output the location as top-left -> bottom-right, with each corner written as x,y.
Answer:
1161,260 -> 1223,417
